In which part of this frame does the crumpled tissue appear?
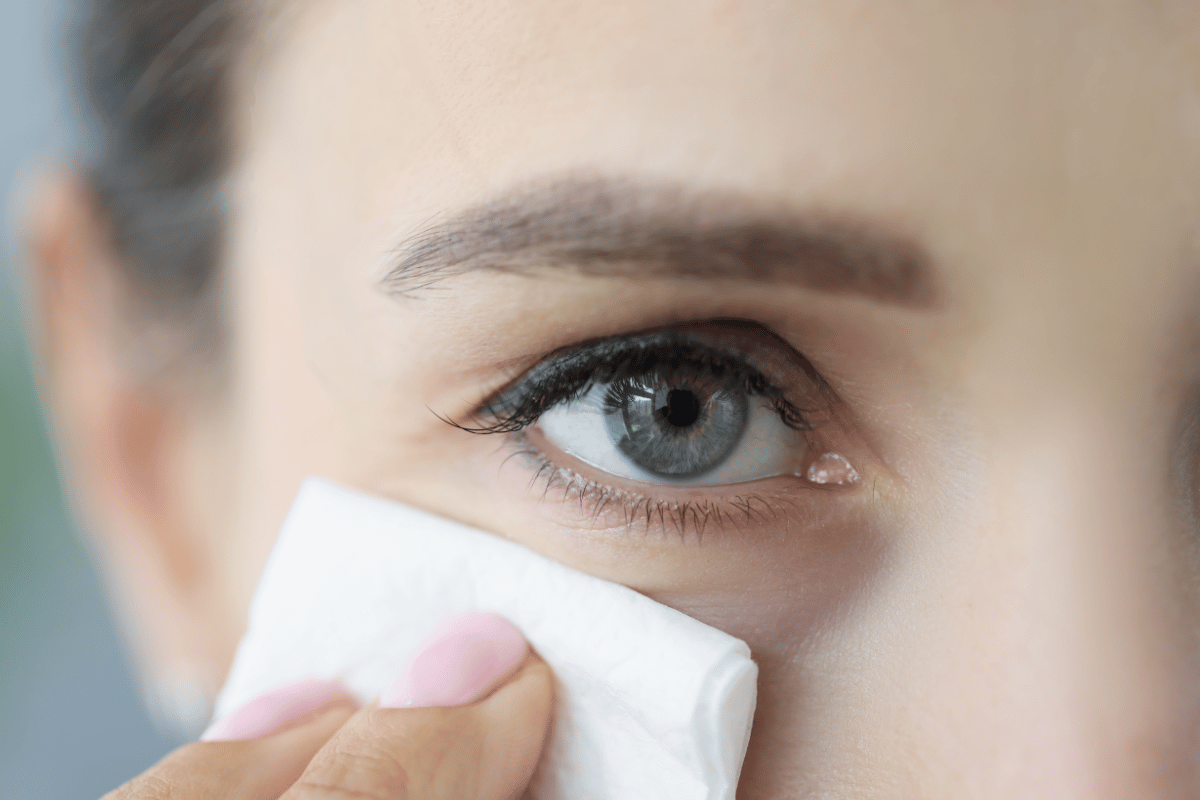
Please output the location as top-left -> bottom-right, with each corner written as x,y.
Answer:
213,478 -> 758,800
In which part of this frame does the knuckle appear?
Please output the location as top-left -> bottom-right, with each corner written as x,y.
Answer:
289,733 -> 411,800
285,708 -> 490,800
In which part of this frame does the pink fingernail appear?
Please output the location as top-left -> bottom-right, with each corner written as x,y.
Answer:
200,678 -> 352,741
380,612 -> 529,708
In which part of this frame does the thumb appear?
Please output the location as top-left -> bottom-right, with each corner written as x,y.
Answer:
282,613 -> 554,800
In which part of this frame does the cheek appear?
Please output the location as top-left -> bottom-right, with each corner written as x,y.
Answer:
436,434 -> 892,662
343,405 -> 891,683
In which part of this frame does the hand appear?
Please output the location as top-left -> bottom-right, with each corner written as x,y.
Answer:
103,613 -> 553,800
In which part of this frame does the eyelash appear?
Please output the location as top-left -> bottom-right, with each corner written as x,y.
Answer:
445,328 -> 823,436
439,324 -> 835,538
506,435 -> 797,541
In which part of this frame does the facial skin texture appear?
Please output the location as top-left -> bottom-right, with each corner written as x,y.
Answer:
28,0 -> 1200,797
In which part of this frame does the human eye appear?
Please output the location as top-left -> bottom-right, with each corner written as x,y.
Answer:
445,319 -> 862,535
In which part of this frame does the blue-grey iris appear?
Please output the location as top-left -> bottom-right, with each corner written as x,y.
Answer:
603,378 -> 749,478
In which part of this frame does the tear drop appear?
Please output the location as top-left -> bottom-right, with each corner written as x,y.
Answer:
805,452 -> 861,486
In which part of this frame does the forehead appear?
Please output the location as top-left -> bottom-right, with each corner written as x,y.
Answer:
239,1 -> 1200,351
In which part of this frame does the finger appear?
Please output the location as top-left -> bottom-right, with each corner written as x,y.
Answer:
284,613 -> 555,800
103,682 -> 356,800
288,655 -> 553,800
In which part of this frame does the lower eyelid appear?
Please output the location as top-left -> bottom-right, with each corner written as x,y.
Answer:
504,429 -> 838,540
522,450 -> 791,540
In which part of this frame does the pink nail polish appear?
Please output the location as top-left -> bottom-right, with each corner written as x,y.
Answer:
380,612 -> 529,708
200,678 -> 352,741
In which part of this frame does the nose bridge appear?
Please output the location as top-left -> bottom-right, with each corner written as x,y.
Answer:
955,405 -> 1192,797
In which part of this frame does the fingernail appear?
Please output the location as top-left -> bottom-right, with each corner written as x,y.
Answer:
380,612 -> 529,708
200,678 -> 352,741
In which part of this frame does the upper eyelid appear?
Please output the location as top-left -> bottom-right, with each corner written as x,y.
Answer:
450,322 -> 834,434
487,333 -> 780,411
500,321 -> 815,395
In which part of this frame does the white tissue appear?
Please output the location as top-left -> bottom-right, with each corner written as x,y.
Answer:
214,478 -> 758,800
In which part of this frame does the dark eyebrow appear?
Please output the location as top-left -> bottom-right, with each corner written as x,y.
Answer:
382,177 -> 939,308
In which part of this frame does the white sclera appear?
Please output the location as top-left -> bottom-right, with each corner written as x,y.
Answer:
537,384 -> 805,486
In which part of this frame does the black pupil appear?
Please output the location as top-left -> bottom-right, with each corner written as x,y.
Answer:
660,388 -> 702,428
604,376 -> 749,479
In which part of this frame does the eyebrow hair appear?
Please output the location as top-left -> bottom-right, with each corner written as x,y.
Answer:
382,177 -> 939,308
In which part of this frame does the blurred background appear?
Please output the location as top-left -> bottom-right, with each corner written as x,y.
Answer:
0,1 -> 177,797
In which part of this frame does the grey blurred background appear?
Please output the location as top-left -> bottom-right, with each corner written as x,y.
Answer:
0,1 -> 177,797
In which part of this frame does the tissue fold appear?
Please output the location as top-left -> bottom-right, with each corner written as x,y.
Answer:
214,478 -> 758,800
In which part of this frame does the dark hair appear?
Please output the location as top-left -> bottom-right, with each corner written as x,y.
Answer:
78,0 -> 241,360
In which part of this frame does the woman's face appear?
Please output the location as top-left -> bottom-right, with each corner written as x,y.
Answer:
44,0 -> 1200,796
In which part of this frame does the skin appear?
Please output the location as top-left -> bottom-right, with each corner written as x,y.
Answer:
102,654 -> 554,800
23,0 -> 1200,796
